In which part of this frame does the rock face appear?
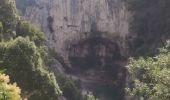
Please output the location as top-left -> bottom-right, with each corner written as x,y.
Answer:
16,0 -> 129,60
16,0 -> 130,99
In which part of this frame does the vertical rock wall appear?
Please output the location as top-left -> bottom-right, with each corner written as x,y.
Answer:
16,0 -> 130,62
16,0 -> 130,99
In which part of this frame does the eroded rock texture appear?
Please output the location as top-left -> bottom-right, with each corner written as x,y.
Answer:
16,0 -> 130,99
16,0 -> 129,59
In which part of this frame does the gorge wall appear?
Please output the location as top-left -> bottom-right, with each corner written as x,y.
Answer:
16,0 -> 130,99
16,0 -> 129,60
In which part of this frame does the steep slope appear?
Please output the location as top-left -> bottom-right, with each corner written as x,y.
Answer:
0,0 -> 61,99
16,0 -> 129,59
128,0 -> 170,56
15,0 -> 170,99
16,0 -> 130,100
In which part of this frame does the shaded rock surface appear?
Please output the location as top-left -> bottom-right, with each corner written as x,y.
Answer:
16,0 -> 129,58
16,0 -> 130,99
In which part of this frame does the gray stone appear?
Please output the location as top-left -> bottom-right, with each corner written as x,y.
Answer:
16,0 -> 130,62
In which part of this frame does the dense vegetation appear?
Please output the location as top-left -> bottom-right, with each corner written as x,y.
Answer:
55,75 -> 83,100
126,41 -> 170,100
0,73 -> 21,100
126,0 -> 170,99
86,94 -> 98,100
0,0 -> 90,100
0,0 -> 61,99
1,0 -> 170,100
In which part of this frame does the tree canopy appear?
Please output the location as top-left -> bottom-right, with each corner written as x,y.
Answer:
0,0 -> 61,99
126,40 -> 170,100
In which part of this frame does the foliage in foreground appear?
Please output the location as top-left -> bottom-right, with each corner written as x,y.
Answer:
126,40 -> 170,100
0,37 -> 61,100
0,73 -> 21,100
86,94 -> 98,100
0,0 -> 61,99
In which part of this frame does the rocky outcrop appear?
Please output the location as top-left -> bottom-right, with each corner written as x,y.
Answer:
16,0 -> 129,62
16,0 -> 130,99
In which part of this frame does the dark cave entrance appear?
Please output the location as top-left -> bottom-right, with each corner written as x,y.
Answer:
67,33 -> 128,100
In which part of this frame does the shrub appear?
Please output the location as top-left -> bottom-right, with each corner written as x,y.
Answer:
0,37 -> 61,100
0,73 -> 21,100
126,40 -> 170,100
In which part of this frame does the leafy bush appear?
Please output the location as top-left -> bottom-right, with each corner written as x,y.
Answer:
0,22 -> 3,41
126,40 -> 170,100
0,37 -> 61,100
86,94 -> 98,100
56,75 -> 82,100
0,0 -> 19,31
16,21 -> 47,46
0,73 -> 21,100
0,0 -> 62,99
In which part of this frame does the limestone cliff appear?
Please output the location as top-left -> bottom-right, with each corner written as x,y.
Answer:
16,0 -> 129,61
16,0 -> 130,99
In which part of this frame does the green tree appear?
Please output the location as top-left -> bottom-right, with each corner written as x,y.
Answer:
57,76 -> 82,100
126,40 -> 170,100
0,22 -> 3,41
0,0 -> 62,99
16,21 -> 34,37
0,37 -> 61,100
16,21 -> 47,46
0,0 -> 19,31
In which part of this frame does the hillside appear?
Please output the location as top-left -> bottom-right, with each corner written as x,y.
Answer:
0,0 -> 170,100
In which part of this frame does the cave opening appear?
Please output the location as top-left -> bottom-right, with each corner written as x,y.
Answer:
67,33 -> 127,100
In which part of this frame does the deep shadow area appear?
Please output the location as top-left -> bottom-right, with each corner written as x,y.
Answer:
127,0 -> 170,57
68,35 -> 122,70
66,32 -> 128,100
